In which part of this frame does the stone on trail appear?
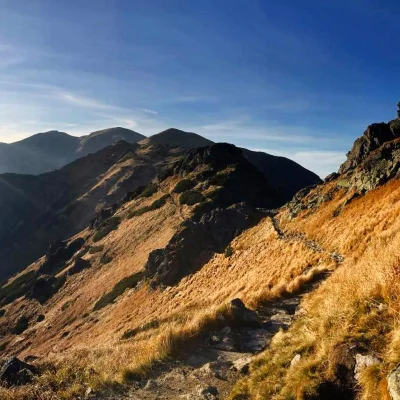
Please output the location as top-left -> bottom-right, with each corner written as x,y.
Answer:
228,298 -> 262,328
0,356 -> 38,386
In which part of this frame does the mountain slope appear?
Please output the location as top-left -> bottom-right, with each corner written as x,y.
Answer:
77,127 -> 146,157
0,141 -> 184,279
0,136 -> 325,399
242,148 -> 321,199
139,128 -> 214,148
0,127 -> 145,174
229,115 -> 400,399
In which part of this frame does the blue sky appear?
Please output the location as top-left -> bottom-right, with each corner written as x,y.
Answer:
1,0 -> 400,176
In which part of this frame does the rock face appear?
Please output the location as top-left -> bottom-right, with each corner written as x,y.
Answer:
146,204 -> 265,286
339,120 -> 400,174
0,357 -> 38,386
228,299 -> 262,328
388,364 -> 400,400
354,353 -> 380,381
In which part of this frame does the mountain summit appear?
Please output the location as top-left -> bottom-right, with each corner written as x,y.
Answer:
0,127 -> 145,174
139,128 -> 214,148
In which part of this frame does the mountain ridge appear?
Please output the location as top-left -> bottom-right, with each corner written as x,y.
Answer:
0,127 -> 146,174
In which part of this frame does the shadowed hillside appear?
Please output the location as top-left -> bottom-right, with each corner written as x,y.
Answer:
0,127 -> 145,174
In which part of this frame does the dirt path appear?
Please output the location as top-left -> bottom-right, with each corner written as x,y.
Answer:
110,211 -> 344,399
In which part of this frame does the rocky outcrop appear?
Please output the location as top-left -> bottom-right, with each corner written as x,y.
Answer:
145,203 -> 264,286
388,364 -> 400,400
0,357 -> 38,386
339,121 -> 400,174
228,299 -> 262,328
169,143 -> 283,210
39,238 -> 85,275
347,139 -> 400,191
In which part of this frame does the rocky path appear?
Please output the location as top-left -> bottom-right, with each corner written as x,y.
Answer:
258,209 -> 345,263
112,212 -> 344,400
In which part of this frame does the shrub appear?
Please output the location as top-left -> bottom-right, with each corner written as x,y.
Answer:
179,190 -> 205,206
100,254 -> 113,264
36,314 -> 45,322
93,271 -> 144,311
141,183 -> 157,198
12,316 -> 29,335
225,245 -> 234,257
89,245 -> 104,254
127,194 -> 169,219
27,275 -> 66,304
0,270 -> 37,306
209,171 -> 231,186
68,257 -> 91,275
121,319 -> 159,340
173,179 -> 196,193
93,217 -> 121,242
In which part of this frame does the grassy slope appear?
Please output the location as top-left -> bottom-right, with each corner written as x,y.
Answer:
0,172 -> 335,399
230,179 -> 400,400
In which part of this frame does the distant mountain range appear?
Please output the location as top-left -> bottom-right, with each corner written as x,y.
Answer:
0,127 -> 320,278
0,127 -> 145,174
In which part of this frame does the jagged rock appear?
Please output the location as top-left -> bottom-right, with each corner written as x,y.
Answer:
89,207 -> 116,230
144,379 -> 157,390
39,238 -> 85,275
228,298 -> 262,328
0,357 -> 38,386
27,275 -> 66,304
328,342 -> 359,391
197,385 -> 218,399
232,357 -> 252,374
290,354 -> 301,367
240,329 -> 271,353
354,354 -> 380,381
68,257 -> 91,275
388,364 -> 400,400
221,326 -> 231,335
199,361 -> 232,378
146,204 -> 265,286
213,336 -> 237,352
325,172 -> 340,182
339,121 -> 400,174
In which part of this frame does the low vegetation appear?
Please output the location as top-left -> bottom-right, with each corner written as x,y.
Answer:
127,194 -> 169,219
12,315 -> 29,335
93,271 -> 144,311
172,178 -> 196,193
93,216 -> 121,242
179,190 -> 204,206
0,270 -> 37,306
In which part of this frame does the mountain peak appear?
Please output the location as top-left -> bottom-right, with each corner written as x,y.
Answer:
140,128 -> 214,148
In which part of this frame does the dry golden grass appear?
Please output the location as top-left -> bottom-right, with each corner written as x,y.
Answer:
231,180 -> 400,399
4,177 -> 399,399
0,174 -> 338,399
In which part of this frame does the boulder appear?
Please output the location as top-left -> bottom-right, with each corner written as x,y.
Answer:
388,364 -> 400,400
0,357 -> 38,386
213,336 -> 236,352
228,298 -> 262,328
290,354 -> 301,368
354,353 -> 380,381
68,257 -> 91,275
240,329 -> 271,353
197,385 -> 218,399
325,172 -> 340,182
232,357 -> 252,374
199,361 -> 232,379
